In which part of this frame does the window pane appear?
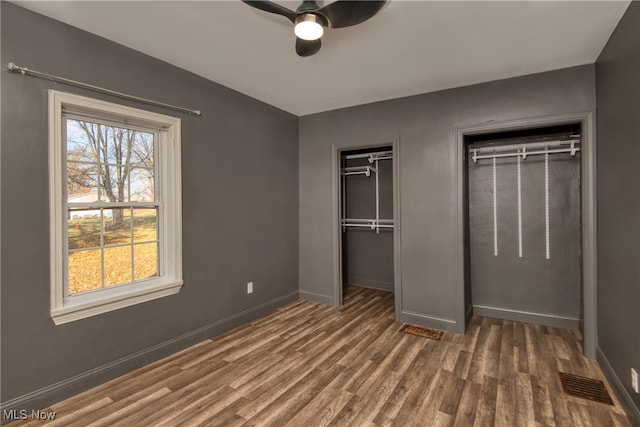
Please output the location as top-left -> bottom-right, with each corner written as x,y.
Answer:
104,208 -> 132,246
67,164 -> 100,203
130,168 -> 155,202
133,208 -> 157,242
66,120 -> 99,163
68,249 -> 102,294
130,131 -> 154,168
68,120 -> 151,204
104,246 -> 132,287
103,126 -> 131,165
134,243 -> 158,281
102,163 -> 129,203
68,210 -> 102,250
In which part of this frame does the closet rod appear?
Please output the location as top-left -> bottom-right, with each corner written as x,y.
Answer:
7,62 -> 203,117
471,139 -> 579,154
472,146 -> 580,162
342,166 -> 377,176
342,218 -> 394,223
341,220 -> 394,232
342,224 -> 394,229
343,150 -> 393,161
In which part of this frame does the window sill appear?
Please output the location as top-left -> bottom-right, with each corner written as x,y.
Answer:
51,279 -> 183,325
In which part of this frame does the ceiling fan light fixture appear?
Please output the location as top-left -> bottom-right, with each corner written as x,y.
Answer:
294,13 -> 324,40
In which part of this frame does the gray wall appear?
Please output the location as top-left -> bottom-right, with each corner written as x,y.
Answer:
299,65 -> 595,332
595,2 -> 640,421
468,148 -> 581,329
342,155 -> 394,291
1,3 -> 299,411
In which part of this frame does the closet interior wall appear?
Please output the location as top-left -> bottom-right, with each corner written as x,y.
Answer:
466,124 -> 583,329
341,147 -> 394,292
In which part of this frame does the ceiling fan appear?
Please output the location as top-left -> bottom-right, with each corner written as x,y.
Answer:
241,0 -> 389,57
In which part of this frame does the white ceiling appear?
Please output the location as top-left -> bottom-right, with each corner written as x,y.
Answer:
14,1 -> 630,116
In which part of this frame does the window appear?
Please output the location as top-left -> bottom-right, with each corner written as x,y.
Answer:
49,91 -> 182,324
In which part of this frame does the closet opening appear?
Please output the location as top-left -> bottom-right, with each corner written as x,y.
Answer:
463,123 -> 585,335
338,145 -> 396,307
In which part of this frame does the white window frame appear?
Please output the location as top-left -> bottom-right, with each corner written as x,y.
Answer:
49,90 -> 183,325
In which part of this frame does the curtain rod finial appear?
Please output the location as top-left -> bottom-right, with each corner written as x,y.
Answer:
7,62 -> 27,75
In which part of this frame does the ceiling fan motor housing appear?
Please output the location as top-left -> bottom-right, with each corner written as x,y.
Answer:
296,0 -> 321,13
242,0 -> 389,56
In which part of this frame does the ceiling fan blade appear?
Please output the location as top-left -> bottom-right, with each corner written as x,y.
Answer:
241,0 -> 298,23
318,0 -> 388,28
296,37 -> 322,57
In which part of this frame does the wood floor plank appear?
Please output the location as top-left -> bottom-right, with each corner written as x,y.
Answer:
330,370 -> 402,426
495,320 -> 516,426
8,285 -> 634,427
531,374 -> 556,426
514,372 -> 536,427
234,340 -> 350,421
110,376 -> 220,426
525,323 -> 540,377
413,368 -> 452,424
86,387 -> 172,427
440,343 -> 463,372
283,375 -> 356,427
466,323 -> 491,384
439,375 -> 466,416
60,371 -> 186,427
453,350 -> 473,378
473,375 -> 499,427
452,380 -> 481,427
433,411 -> 455,427
244,365 -> 344,426
371,348 -> 438,426
227,351 -> 284,388
335,317 -> 398,368
153,385 -> 235,427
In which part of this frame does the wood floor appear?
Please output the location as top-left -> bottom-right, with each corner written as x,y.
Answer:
11,286 -> 633,426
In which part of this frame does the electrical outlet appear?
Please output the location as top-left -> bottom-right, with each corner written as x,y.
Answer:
247,282 -> 253,294
632,368 -> 639,394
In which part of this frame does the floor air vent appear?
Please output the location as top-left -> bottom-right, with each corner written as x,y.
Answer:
399,324 -> 444,340
559,372 -> 614,405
